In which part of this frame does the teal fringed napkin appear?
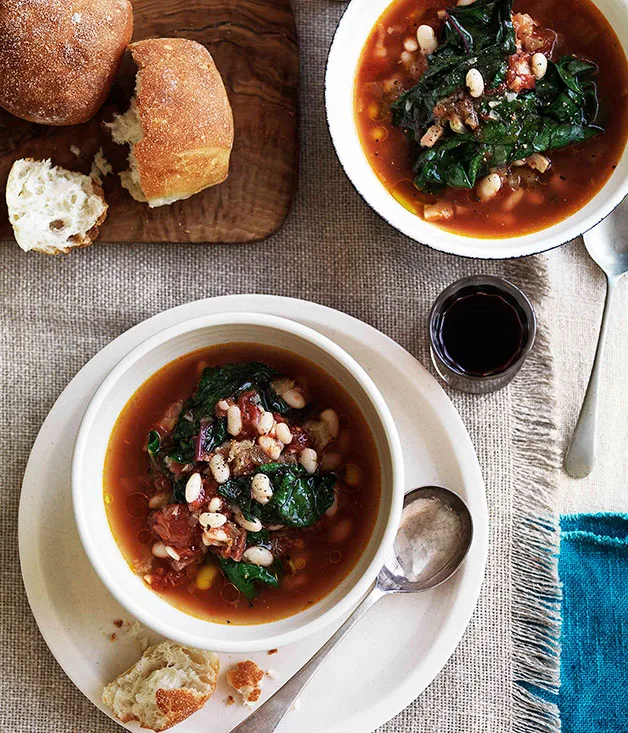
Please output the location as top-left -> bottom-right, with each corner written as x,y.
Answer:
559,514 -> 628,732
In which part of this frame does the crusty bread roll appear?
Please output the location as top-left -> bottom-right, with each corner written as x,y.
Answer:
6,159 -> 108,255
102,641 -> 220,732
0,0 -> 133,126
107,38 -> 234,208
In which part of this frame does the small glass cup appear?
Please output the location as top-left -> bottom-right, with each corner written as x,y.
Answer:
429,275 -> 537,394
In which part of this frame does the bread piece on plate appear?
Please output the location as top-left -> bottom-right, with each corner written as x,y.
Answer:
227,660 -> 265,707
102,641 -> 220,732
107,38 -> 234,208
6,159 -> 108,255
0,0 -> 133,126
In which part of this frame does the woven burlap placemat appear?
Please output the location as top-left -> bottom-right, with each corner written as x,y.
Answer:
0,2 -> 562,731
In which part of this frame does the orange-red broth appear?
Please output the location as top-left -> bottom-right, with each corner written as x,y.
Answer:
355,0 -> 628,238
104,344 -> 381,624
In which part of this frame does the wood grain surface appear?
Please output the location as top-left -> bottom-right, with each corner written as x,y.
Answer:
0,0 -> 299,244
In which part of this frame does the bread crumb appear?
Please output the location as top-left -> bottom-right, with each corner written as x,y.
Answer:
268,649 -> 278,655
125,620 -> 150,653
226,695 -> 235,706
91,148 -> 113,184
69,145 -> 82,158
113,619 -> 123,628
266,669 -> 279,680
110,633 -> 117,642
292,699 -> 301,711
227,661 -> 264,707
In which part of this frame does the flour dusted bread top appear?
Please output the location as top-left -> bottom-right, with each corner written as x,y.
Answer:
107,38 -> 234,207
102,641 -> 220,731
0,0 -> 133,125
6,158 -> 108,255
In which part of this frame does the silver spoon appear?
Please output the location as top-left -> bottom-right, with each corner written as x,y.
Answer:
564,198 -> 628,478
231,486 -> 473,733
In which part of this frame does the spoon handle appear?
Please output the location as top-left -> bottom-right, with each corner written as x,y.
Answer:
564,275 -> 618,478
230,585 -> 383,733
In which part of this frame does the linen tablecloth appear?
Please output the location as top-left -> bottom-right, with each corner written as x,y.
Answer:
6,1 -> 626,731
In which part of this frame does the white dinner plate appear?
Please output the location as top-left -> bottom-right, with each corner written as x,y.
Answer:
18,295 -> 488,733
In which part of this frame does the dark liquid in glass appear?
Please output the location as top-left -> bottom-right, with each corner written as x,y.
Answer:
434,285 -> 528,377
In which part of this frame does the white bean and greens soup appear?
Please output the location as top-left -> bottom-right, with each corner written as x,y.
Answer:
104,344 -> 381,624
355,0 -> 628,237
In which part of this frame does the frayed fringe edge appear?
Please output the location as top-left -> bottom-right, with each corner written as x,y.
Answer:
506,256 -> 563,733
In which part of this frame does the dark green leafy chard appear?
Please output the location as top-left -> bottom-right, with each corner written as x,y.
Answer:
218,557 -> 281,600
218,463 -> 336,528
147,430 -> 162,472
392,0 -> 516,131
390,0 -> 604,193
167,362 -> 291,465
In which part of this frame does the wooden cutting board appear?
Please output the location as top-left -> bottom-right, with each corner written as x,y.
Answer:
0,0 -> 299,244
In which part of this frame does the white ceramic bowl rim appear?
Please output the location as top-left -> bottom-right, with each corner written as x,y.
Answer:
325,0 -> 628,259
72,312 -> 404,652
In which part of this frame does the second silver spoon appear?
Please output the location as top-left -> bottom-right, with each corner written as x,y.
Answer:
231,485 -> 473,733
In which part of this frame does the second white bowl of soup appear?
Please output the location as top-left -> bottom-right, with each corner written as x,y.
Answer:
326,0 -> 628,258
72,313 -> 404,652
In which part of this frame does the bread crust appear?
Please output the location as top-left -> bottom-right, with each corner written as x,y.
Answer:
129,38 -> 234,204
0,0 -> 133,126
102,641 -> 220,732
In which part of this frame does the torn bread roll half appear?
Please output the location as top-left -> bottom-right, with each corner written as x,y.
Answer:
107,38 -> 234,208
6,159 -> 108,255
102,641 -> 220,732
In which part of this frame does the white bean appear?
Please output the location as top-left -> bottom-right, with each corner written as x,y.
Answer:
233,507 -> 263,533
208,497 -> 223,512
217,399 -> 230,412
531,52 -> 548,80
457,0 -> 477,4
477,172 -> 502,201
209,453 -> 230,484
403,37 -> 419,52
199,512 -> 227,529
320,409 -> 340,440
227,405 -> 243,436
466,68 -> 484,98
243,546 -> 274,567
271,377 -> 294,396
259,435 -> 283,460
202,528 -> 229,545
275,422 -> 292,444
300,448 -> 318,474
257,410 -> 274,435
185,472 -> 202,503
416,25 -> 438,55
165,546 -> 180,561
401,50 -> 413,64
251,473 -> 273,505
527,153 -> 551,173
151,541 -> 169,559
283,389 -> 306,409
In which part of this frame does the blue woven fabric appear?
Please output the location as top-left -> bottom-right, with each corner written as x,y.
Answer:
559,513 -> 628,733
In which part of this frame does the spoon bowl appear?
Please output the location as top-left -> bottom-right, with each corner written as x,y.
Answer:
232,486 -> 474,732
379,486 -> 473,593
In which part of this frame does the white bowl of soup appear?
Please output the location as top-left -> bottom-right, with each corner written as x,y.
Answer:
72,313 -> 403,652
326,0 -> 628,258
